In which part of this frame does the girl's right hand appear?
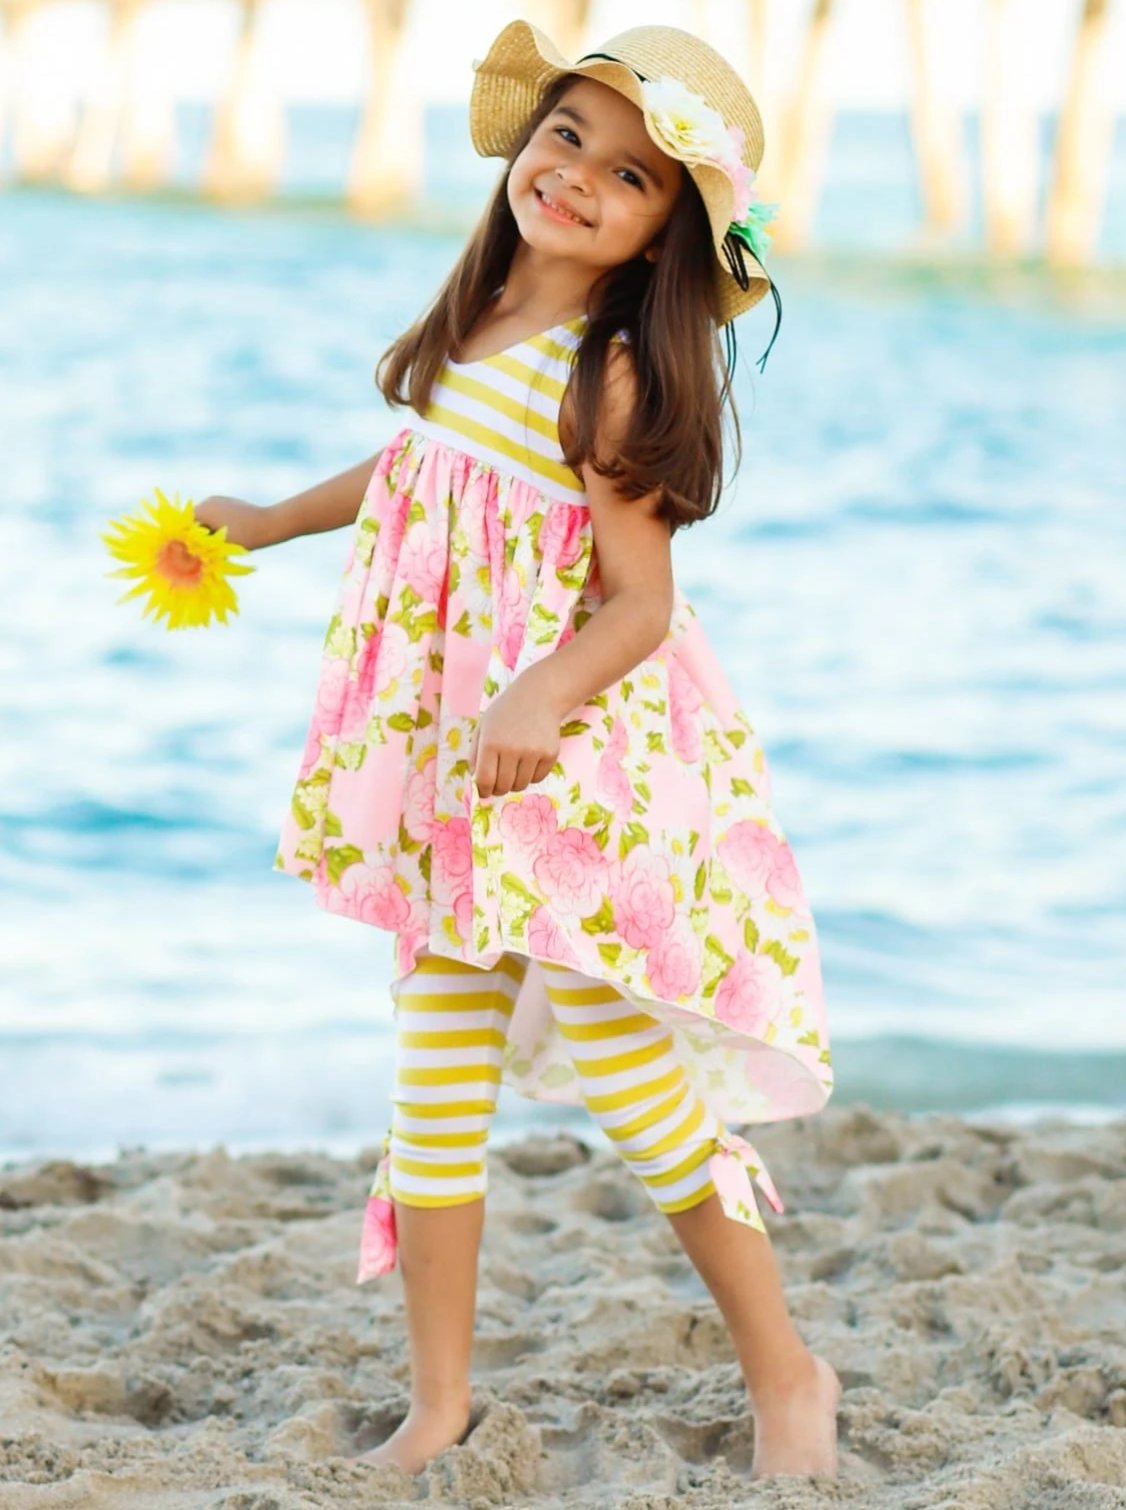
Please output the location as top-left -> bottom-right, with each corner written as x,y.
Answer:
193,495 -> 278,551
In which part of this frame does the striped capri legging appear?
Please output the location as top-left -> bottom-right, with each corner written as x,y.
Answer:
387,949 -> 729,1216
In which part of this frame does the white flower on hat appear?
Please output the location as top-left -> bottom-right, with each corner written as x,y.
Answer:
638,74 -> 780,271
640,76 -> 732,166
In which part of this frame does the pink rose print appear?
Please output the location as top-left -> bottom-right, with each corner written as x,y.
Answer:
534,828 -> 609,915
597,758 -> 633,820
459,470 -> 493,559
298,718 -> 324,778
337,623 -> 409,742
717,820 -> 777,893
430,817 -> 473,902
378,486 -> 410,567
596,719 -> 633,820
314,658 -> 350,737
646,916 -> 702,999
496,563 -> 527,670
396,913 -> 430,978
713,949 -> 783,1037
354,625 -> 381,698
765,841 -> 806,911
357,1193 -> 397,1280
399,519 -> 447,601
337,623 -> 390,742
338,689 -> 370,743
498,610 -> 526,671
452,883 -> 474,942
667,655 -> 703,763
322,861 -> 412,929
527,906 -> 578,963
499,794 -> 559,861
403,755 -> 437,840
719,820 -> 806,913
538,504 -> 584,568
372,621 -> 410,696
611,846 -> 676,950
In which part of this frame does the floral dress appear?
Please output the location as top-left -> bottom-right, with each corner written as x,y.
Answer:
273,315 -> 834,1280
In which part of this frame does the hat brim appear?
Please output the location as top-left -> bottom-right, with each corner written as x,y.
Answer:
469,19 -> 770,326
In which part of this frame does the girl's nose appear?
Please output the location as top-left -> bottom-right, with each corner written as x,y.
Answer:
555,163 -> 590,195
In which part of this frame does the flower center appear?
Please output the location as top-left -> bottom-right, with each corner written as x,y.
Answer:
157,538 -> 204,586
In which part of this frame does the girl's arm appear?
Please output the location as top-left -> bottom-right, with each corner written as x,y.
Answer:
263,450 -> 384,544
471,351 -> 674,798
195,450 -> 383,548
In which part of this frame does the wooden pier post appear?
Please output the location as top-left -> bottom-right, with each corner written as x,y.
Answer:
346,0 -> 419,217
1046,0 -> 1115,267
64,0 -> 175,194
203,0 -> 285,203
2,0 -> 76,182
981,0 -> 1040,257
771,0 -> 838,254
745,0 -> 787,203
903,0 -> 969,249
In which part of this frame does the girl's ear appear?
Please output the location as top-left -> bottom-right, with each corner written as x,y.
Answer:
644,243 -> 662,263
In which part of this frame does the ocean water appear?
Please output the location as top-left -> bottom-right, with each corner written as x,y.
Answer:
2,107 -> 1125,1168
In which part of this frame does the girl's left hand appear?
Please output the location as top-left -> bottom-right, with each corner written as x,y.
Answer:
469,678 -> 561,798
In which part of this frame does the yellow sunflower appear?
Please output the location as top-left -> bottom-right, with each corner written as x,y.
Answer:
101,488 -> 255,629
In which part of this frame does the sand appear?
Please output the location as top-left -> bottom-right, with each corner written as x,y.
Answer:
1,1103 -> 1124,1509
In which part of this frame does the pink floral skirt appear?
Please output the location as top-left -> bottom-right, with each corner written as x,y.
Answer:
274,426 -> 834,1137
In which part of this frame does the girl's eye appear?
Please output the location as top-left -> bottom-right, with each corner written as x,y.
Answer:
550,124 -> 643,189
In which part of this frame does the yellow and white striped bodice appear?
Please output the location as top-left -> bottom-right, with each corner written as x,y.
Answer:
411,316 -> 588,505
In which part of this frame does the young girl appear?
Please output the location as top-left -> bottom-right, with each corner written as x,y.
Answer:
198,18 -> 838,1484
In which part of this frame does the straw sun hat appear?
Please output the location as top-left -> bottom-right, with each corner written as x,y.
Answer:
470,19 -> 783,365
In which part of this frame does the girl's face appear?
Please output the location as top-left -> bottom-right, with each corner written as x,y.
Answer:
507,77 -> 684,275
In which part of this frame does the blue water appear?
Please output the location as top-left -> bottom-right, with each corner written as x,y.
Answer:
2,107 -> 1125,1165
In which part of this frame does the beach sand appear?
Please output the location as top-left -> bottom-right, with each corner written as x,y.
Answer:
1,1103 -> 1124,1509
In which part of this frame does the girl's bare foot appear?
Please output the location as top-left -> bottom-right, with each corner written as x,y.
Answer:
749,1350 -> 840,1480
353,1396 -> 474,1475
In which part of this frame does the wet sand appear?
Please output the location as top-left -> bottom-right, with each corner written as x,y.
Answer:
1,1103 -> 1124,1508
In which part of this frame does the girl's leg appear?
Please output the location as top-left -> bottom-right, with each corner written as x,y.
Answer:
358,950 -> 524,1475
662,1196 -> 840,1478
538,960 -> 839,1479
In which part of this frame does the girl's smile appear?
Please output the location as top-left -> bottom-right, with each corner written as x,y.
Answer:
534,186 -> 592,226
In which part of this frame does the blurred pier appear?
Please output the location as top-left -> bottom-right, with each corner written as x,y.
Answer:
0,0 -> 1119,265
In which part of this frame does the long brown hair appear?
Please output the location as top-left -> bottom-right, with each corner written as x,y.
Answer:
376,75 -> 741,533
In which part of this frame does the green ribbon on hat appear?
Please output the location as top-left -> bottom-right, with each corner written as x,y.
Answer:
727,200 -> 780,266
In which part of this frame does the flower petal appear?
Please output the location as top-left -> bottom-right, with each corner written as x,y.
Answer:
101,489 -> 255,631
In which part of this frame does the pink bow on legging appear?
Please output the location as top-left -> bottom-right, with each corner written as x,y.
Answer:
706,1129 -> 785,1233
357,1131 -> 397,1283
355,1126 -> 784,1284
